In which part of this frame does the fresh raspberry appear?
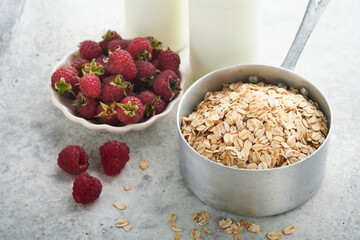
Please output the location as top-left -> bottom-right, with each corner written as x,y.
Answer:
51,65 -> 79,96
99,140 -> 130,176
151,59 -> 159,70
82,59 -> 105,77
95,55 -> 111,78
135,60 -> 156,79
146,36 -> 163,60
106,49 -> 137,81
57,145 -> 89,175
71,58 -> 89,73
116,96 -> 144,124
74,93 -> 99,119
107,39 -> 129,52
158,49 -> 180,72
72,173 -> 102,204
153,70 -> 181,101
100,75 -> 129,103
137,91 -> 166,116
96,102 -> 120,125
79,40 -> 102,61
100,30 -> 122,53
80,74 -> 101,99
133,60 -> 156,88
128,37 -> 152,61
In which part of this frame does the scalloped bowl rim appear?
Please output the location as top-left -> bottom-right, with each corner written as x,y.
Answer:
49,50 -> 185,133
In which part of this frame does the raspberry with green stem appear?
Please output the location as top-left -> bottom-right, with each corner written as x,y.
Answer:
55,77 -> 75,96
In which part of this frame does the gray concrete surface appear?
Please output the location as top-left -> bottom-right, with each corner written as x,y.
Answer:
0,0 -> 359,239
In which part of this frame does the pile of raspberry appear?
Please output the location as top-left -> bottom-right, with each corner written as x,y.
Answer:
57,140 -> 130,204
51,30 -> 181,125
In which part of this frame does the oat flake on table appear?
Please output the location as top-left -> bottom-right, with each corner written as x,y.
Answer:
181,82 -> 329,169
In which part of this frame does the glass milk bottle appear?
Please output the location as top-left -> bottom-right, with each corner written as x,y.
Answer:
189,0 -> 262,79
125,0 -> 188,51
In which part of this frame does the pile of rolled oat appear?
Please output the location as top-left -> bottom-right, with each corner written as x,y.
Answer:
181,81 -> 328,169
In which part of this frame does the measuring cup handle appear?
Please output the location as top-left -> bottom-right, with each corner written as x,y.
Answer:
281,0 -> 331,70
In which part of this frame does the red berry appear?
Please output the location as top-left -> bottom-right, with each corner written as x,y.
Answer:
82,59 -> 106,77
106,49 -> 137,81
137,91 -> 166,116
99,140 -> 130,176
116,96 -> 144,124
96,102 -> 120,125
128,37 -> 152,61
79,40 -> 102,61
133,60 -> 156,88
107,39 -> 129,52
153,70 -> 181,101
51,65 -> 79,96
100,30 -> 122,53
80,74 -> 101,99
74,94 -> 99,119
158,49 -> 180,72
71,58 -> 89,72
57,145 -> 89,175
72,173 -> 102,204
146,36 -> 164,60
100,75 -> 129,103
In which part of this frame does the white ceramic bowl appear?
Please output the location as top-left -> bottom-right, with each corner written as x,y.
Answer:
49,50 -> 185,133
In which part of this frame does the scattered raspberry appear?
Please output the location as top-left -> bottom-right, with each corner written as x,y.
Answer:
51,65 -> 79,96
72,173 -> 102,204
96,102 -> 120,125
99,140 -> 130,176
57,145 -> 89,175
158,49 -> 180,72
128,37 -> 152,61
153,70 -> 181,101
79,40 -> 102,61
107,39 -> 129,52
74,94 -> 99,119
106,49 -> 137,81
80,74 -> 101,99
137,91 -> 166,116
117,96 -> 144,124
100,75 -> 129,103
100,30 -> 122,53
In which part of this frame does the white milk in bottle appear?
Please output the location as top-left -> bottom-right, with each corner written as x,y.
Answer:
125,0 -> 188,51
189,0 -> 262,80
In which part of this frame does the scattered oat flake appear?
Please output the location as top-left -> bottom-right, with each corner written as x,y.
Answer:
169,213 -> 177,223
224,227 -> 234,234
171,225 -> 184,232
190,229 -> 201,239
234,235 -> 242,240
124,185 -> 131,191
201,211 -> 210,220
192,213 -> 203,223
10,130 -> 15,135
247,222 -> 261,233
123,224 -> 132,232
199,220 -> 207,226
267,230 -> 283,239
203,228 -> 211,235
283,225 -> 296,235
219,218 -> 232,229
140,160 -> 150,170
113,201 -> 127,210
195,237 -> 203,240
174,233 -> 181,240
115,219 -> 129,228
240,219 -> 247,227
248,238 -> 255,240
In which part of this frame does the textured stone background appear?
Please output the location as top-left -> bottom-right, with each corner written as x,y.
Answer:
0,0 -> 359,239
